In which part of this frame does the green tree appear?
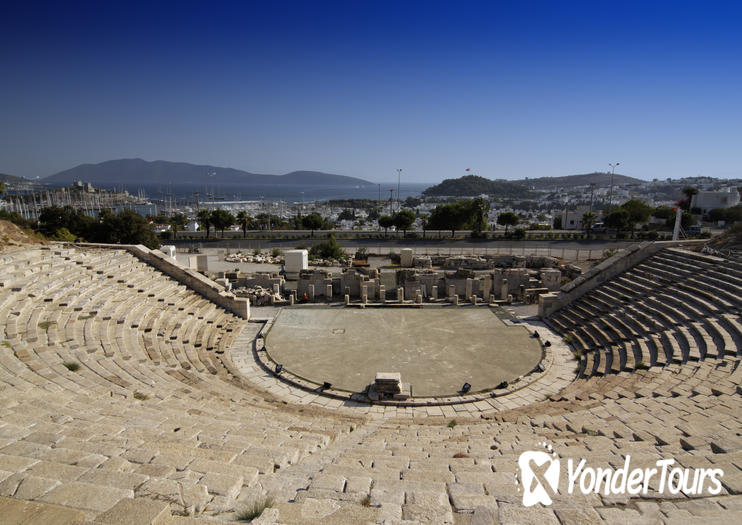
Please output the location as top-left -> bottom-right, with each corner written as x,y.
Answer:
497,211 -> 519,234
210,209 -> 235,238
338,209 -> 355,221
94,209 -> 160,249
393,209 -> 416,236
302,212 -> 324,237
236,210 -> 251,238
0,181 -> 5,195
620,199 -> 653,238
667,211 -> 697,230
169,213 -> 187,240
197,209 -> 212,239
604,208 -> 630,239
378,215 -> 395,237
582,211 -> 596,239
680,186 -> 698,211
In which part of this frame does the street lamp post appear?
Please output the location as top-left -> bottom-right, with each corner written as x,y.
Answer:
608,162 -> 620,207
396,169 -> 402,214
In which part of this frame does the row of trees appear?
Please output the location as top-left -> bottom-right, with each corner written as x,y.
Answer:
37,206 -> 160,249
581,198 -> 698,239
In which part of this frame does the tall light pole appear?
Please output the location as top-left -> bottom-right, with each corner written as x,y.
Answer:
396,168 -> 402,214
608,162 -> 620,207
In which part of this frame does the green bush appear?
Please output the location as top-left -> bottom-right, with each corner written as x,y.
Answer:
236,496 -> 275,522
309,234 -> 345,260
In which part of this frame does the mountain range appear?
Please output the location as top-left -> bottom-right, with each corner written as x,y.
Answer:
42,159 -> 373,187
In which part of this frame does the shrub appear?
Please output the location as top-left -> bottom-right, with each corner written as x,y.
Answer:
354,247 -> 368,260
271,248 -> 282,258
447,419 -> 457,428
309,234 -> 345,260
389,252 -> 401,264
635,361 -> 649,370
62,361 -> 79,372
360,495 -> 371,507
236,496 -> 275,522
133,392 -> 149,401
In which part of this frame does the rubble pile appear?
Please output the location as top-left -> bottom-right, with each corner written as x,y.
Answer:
224,251 -> 282,264
232,285 -> 283,305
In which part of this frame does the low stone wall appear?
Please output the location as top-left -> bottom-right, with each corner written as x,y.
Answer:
67,243 -> 250,319
538,240 -> 706,318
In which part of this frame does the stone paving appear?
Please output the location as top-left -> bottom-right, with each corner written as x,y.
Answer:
0,244 -> 741,524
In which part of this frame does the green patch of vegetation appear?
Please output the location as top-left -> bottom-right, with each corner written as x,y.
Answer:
309,233 -> 346,260
133,392 -> 149,401
62,361 -> 80,372
78,313 -> 97,320
635,361 -> 649,370
271,248 -> 282,258
38,321 -> 57,330
236,496 -> 274,522
361,494 -> 371,507
1,340 -> 10,348
562,334 -> 574,344
447,419 -> 457,429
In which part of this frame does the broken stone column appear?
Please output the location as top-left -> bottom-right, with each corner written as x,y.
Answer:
472,295 -> 477,305
326,284 -> 333,300
379,285 -> 386,303
431,285 -> 438,300
362,294 -> 368,304
500,279 -> 508,301
448,284 -> 456,300
273,283 -> 280,295
308,284 -> 315,302
489,294 -> 495,304
482,274 -> 492,298
452,294 -> 459,305
289,294 -> 295,306
465,278 -> 473,301
345,294 -> 350,306
397,287 -> 404,302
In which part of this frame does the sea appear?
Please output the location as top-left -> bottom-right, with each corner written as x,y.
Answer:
96,182 -> 431,204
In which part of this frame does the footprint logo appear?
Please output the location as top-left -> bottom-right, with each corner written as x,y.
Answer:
518,443 -> 560,507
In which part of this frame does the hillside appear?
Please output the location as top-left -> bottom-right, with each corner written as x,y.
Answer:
43,159 -> 372,187
525,172 -> 644,189
422,175 -> 533,198
0,173 -> 28,183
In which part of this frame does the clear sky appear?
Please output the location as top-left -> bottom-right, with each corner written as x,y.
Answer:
1,0 -> 741,183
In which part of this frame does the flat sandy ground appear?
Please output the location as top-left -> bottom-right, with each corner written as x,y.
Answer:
265,306 -> 541,397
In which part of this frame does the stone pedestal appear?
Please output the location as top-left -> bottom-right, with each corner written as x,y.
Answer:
472,295 -> 477,305
465,278 -> 473,301
448,284 -> 456,300
431,285 -> 438,300
289,294 -> 295,305
326,284 -> 333,300
308,284 -> 315,302
400,248 -> 414,267
379,285 -> 386,303
452,294 -> 459,305
345,294 -> 350,306
489,294 -> 495,304
397,287 -> 404,302
500,279 -> 508,300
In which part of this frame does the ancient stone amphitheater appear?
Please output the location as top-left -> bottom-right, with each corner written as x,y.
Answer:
1,240 -> 741,524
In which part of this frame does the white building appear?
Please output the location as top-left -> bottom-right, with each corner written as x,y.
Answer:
690,188 -> 740,215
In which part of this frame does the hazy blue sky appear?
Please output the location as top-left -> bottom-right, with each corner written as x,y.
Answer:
1,0 -> 741,183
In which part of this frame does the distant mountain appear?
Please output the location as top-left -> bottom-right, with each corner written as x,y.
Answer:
524,172 -> 644,190
0,173 -> 29,183
43,159 -> 373,187
422,175 -> 533,198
